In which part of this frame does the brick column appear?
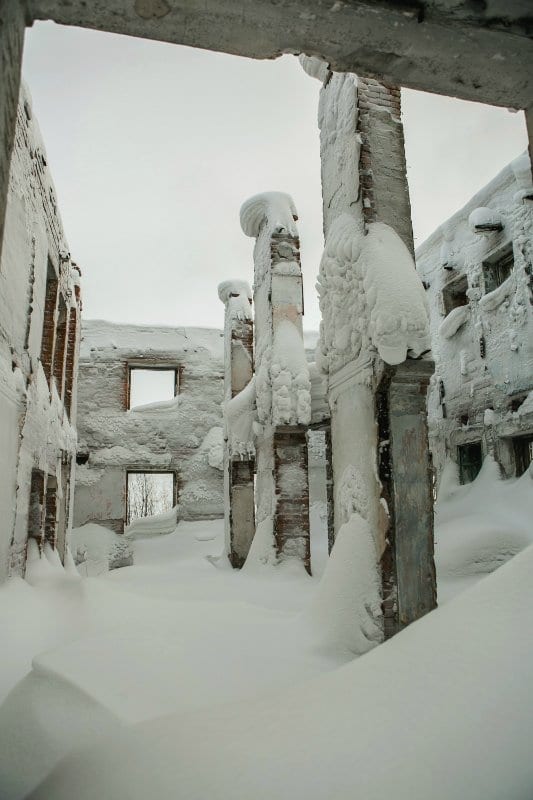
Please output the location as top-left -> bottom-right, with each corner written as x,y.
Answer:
41,264 -> 59,388
378,361 -> 437,632
218,280 -> 255,568
64,307 -> 78,418
240,192 -> 311,572
53,294 -> 68,395
0,0 -> 26,264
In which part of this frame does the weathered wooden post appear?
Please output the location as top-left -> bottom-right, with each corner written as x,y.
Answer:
240,192 -> 312,572
218,280 -> 255,567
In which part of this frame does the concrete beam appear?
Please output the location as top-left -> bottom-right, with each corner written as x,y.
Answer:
28,0 -> 533,109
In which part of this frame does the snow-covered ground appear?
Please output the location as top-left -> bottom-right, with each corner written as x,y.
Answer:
0,460 -> 532,799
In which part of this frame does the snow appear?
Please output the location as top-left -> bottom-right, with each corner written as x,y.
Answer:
479,273 -> 515,312
435,456 -> 533,603
271,318 -> 311,425
468,206 -> 503,232
124,506 -> 179,539
225,376 -> 257,459
317,214 -> 431,373
439,303 -> 469,338
240,192 -> 298,241
217,280 -> 253,321
69,522 -> 133,575
1,466 -> 533,798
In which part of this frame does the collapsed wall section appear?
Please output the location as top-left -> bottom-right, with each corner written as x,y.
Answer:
73,320 -> 225,533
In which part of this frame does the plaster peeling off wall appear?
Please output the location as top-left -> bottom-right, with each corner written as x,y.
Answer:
316,214 -> 431,376
0,82 -> 81,580
74,321 -> 225,529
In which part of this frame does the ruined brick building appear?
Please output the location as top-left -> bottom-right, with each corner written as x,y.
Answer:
0,83 -> 82,581
74,320 -> 225,533
416,152 -> 533,485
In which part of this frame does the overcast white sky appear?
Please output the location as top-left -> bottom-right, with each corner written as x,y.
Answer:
22,22 -> 528,333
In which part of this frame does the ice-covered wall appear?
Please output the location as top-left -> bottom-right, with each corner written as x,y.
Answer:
0,82 -> 81,581
73,320 -> 225,530
416,152 -> 533,481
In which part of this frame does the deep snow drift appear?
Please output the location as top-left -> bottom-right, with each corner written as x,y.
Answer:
0,459 -> 531,799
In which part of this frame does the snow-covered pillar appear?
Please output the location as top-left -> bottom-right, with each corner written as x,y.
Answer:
0,0 -> 25,264
302,57 -> 436,634
218,280 -> 255,568
240,192 -> 312,572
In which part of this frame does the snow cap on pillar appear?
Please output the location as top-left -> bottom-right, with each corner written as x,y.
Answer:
240,192 -> 299,239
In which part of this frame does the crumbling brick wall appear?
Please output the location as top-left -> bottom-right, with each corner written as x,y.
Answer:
0,82 -> 81,581
73,320 -> 225,532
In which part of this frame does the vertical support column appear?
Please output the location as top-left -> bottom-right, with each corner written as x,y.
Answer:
324,425 -> 335,555
56,457 -> 71,563
240,192 -> 311,572
273,427 -> 310,571
0,0 -> 25,263
388,360 -> 437,629
218,281 -> 255,567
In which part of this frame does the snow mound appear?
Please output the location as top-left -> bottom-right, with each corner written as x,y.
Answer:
304,512 -> 382,655
240,192 -> 298,239
124,506 -> 179,539
468,206 -> 503,232
69,523 -> 133,575
435,456 -> 533,601
271,319 -> 311,426
30,543 -> 533,800
225,377 -> 257,459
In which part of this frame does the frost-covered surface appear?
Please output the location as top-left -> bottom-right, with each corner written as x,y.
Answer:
74,320 -> 225,531
417,151 -> 533,481
225,377 -> 257,459
316,214 -> 430,375
435,456 -> 533,603
69,523 -> 133,574
439,304 -> 469,339
124,506 -> 179,539
468,206 -> 503,232
0,82 -> 81,580
0,509 -> 531,799
217,280 -> 252,322
271,319 -> 311,425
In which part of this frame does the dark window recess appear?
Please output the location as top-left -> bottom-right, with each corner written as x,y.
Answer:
483,248 -> 514,294
76,453 -> 89,465
459,414 -> 469,427
442,274 -> 468,315
457,441 -> 483,485
479,335 -> 486,358
513,435 -> 533,477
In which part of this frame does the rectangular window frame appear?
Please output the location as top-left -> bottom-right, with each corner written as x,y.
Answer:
513,434 -> 533,477
126,365 -> 180,410
126,470 -> 177,525
483,245 -> 514,294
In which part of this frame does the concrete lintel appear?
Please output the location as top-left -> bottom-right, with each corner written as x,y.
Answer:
28,0 -> 533,109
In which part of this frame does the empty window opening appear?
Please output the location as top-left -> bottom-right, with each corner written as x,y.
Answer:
483,246 -> 514,294
457,441 -> 483,485
442,273 -> 468,316
40,259 -> 58,388
513,434 -> 533,477
28,469 -> 45,543
44,476 -> 58,548
128,367 -> 178,409
126,471 -> 175,525
64,307 -> 78,418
